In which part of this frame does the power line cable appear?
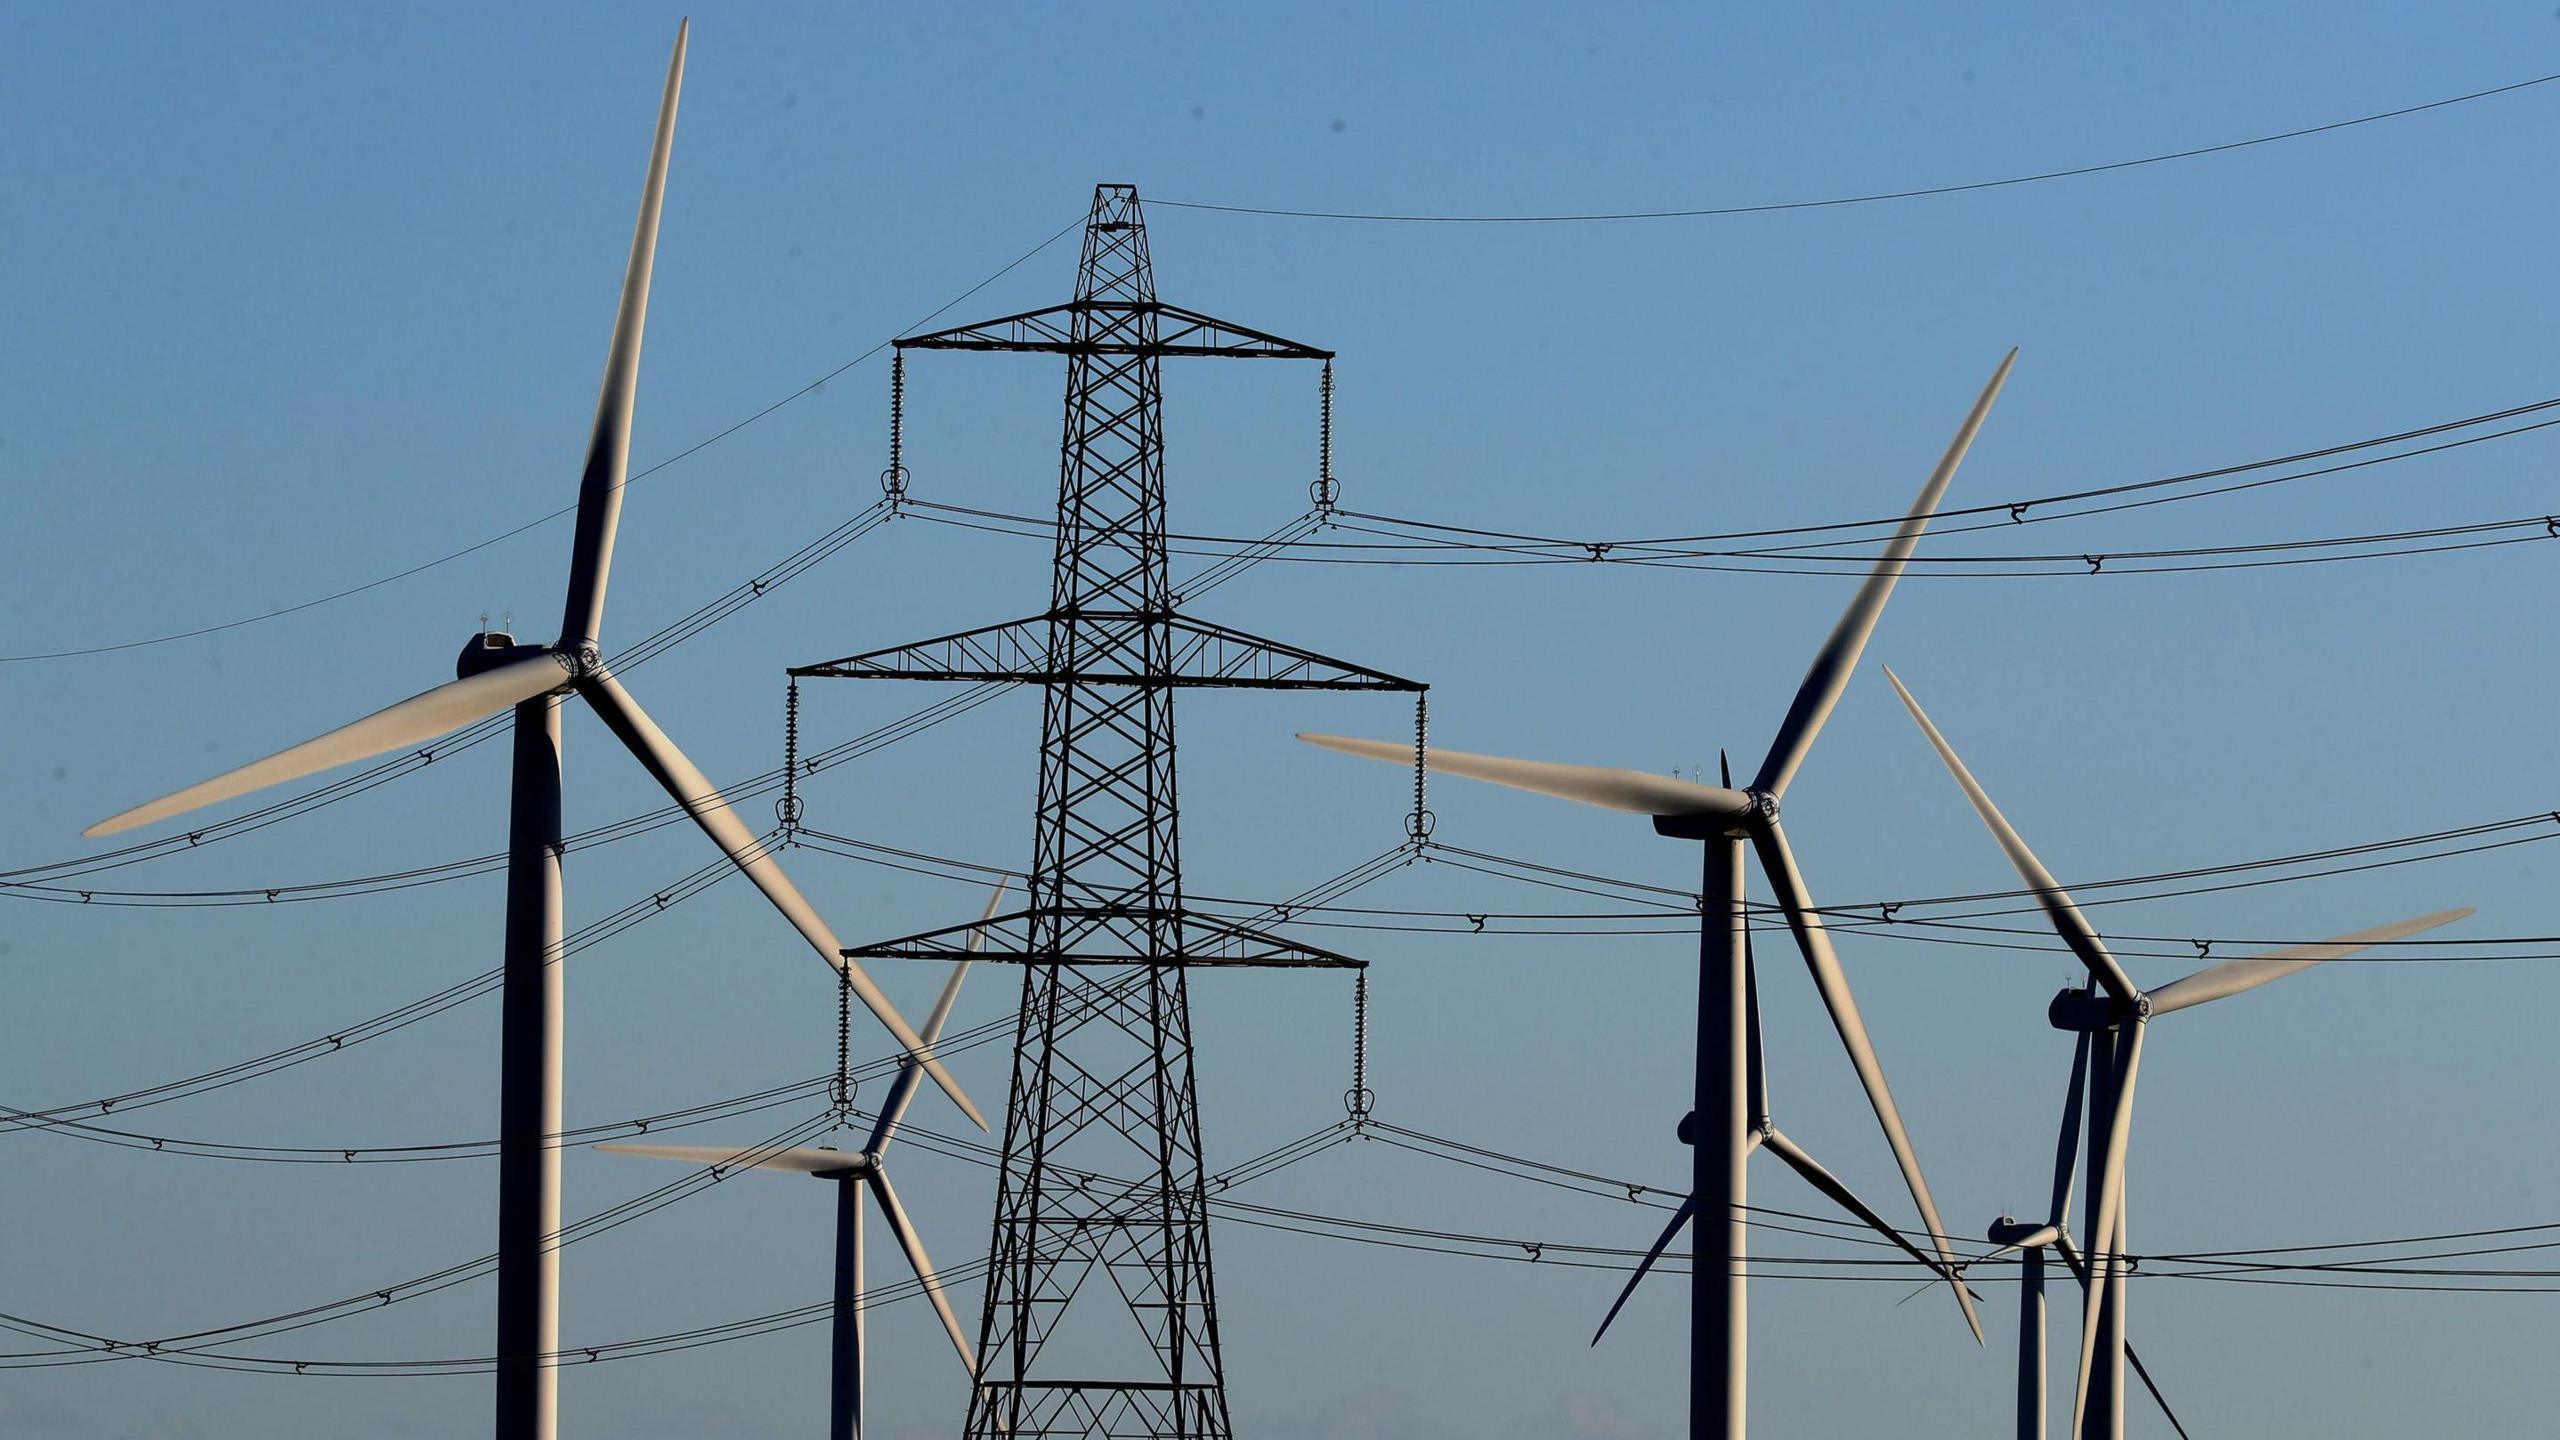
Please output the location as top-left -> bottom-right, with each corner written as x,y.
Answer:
0,216 -> 1087,665
1153,73 -> 2560,223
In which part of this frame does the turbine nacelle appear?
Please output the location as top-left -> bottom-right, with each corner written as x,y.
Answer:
456,631 -> 568,681
2046,986 -> 2141,1033
1651,787 -> 1778,841
803,1145 -> 878,1181
1986,1216 -> 2063,1251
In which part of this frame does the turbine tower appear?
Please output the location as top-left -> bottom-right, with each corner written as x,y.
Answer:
792,184 -> 1421,1440
78,25 -> 978,1440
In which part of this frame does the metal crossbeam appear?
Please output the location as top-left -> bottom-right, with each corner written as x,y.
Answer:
899,300 -> 1332,360
793,611 -> 1422,692
844,906 -> 1367,970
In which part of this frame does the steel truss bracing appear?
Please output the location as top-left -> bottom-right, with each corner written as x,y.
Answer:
795,183 -> 1419,1440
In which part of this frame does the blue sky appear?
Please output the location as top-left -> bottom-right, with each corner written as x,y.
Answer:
7,3 -> 2560,1436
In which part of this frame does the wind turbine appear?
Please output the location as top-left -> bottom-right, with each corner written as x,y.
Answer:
1883,666 -> 2470,1440
600,883 -> 1003,1440
1301,351 -> 2018,1438
79,23 -> 979,1440
1976,1027 -> 2188,1440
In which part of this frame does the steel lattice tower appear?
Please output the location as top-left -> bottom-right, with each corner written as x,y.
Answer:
795,184 -> 1420,1440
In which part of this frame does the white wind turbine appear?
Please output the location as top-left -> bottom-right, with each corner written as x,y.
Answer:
1883,666 -> 2469,1440
1975,1025 -> 2189,1440
1301,351 -> 2018,1438
80,23 -> 980,1440
600,883 -> 1004,1440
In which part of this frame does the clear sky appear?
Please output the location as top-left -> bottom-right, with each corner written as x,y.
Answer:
7,3 -> 2560,1436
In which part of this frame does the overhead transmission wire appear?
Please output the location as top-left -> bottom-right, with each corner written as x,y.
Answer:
0,840 -> 769,1133
0,506 -> 1332,1133
1410,810 -> 2560,954
831,1110 -> 2560,1294
8,380 -> 2544,895
0,214 -> 1088,666
1153,72 -> 2560,223
895,386 -> 2560,577
17,767 -> 2538,1102
17,1093 -> 2560,1375
0,863 -> 1078,1146
0,1106 -> 1364,1376
0,497 -> 901,894
1,1075 -> 832,1165
1349,395 -> 2560,549
800,809 -> 2560,959
0,1111 -> 844,1370
3,486 -> 1327,907
23,69 -> 2558,663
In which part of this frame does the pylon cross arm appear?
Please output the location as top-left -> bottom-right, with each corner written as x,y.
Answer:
896,299 -> 1332,360
844,905 -> 1368,970
794,611 -> 1422,693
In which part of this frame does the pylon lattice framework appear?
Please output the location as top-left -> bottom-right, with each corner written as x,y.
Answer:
795,184 -> 1421,1440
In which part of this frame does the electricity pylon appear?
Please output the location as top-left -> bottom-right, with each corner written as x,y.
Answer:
795,183 -> 1420,1440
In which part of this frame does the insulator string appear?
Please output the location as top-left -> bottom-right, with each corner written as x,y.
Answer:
1406,691 -> 1434,845
1346,972 -> 1374,1121
882,351 -> 910,506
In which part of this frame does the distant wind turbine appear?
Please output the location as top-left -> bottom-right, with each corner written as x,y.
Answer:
1975,1026 -> 2188,1440
1301,351 -> 2018,1438
79,23 -> 979,1440
601,882 -> 1004,1440
1884,665 -> 2469,1440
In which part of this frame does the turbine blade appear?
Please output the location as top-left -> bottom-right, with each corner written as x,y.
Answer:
1591,1193 -> 1695,1347
1296,733 -> 1752,821
2146,907 -> 2474,1017
1880,666 -> 2140,1007
1744,930 -> 1768,1128
579,669 -> 985,1130
86,651 -> 567,837
867,1170 -> 976,1372
593,1141 -> 869,1176
1751,350 -> 2015,800
2048,1030 -> 2091,1229
1762,1127 -> 1982,1345
867,880 -> 1007,1156
1751,820 -> 1979,1343
930,877 -> 1008,1039
2069,1021 -> 2144,1440
2126,1341 -> 2194,1440
558,19 -> 688,649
